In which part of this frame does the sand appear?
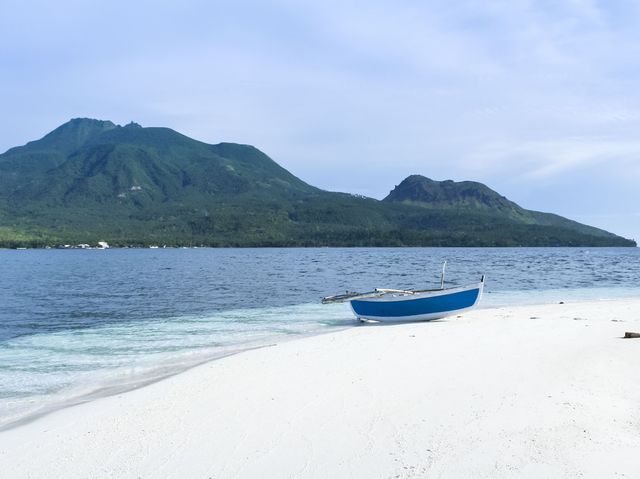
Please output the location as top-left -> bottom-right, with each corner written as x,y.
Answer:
1,299 -> 639,478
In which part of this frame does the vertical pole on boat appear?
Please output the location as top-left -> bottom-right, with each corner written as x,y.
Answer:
440,261 -> 447,289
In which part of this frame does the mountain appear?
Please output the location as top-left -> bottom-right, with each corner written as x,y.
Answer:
0,119 -> 635,247
382,175 -> 619,237
384,175 -> 530,218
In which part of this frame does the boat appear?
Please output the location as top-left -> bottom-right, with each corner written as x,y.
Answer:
322,262 -> 484,322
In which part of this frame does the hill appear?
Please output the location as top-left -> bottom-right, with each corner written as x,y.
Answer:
383,175 -> 623,238
0,119 -> 635,247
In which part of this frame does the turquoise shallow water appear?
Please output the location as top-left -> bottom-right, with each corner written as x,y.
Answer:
1,247 -> 638,428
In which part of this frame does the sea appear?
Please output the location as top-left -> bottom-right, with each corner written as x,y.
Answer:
1,247 -> 639,429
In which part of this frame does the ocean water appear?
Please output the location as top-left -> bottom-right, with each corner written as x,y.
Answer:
1,247 -> 639,428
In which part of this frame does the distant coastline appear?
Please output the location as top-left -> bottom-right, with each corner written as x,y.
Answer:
2,243 -> 637,250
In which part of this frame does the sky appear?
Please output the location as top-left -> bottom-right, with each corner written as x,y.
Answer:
1,0 -> 639,242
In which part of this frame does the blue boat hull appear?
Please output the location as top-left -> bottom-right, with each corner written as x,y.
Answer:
350,282 -> 483,322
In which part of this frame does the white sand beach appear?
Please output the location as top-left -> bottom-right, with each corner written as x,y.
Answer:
1,299 -> 639,478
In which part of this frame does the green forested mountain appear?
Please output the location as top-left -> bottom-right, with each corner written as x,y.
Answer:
0,119 -> 635,247
382,175 -> 622,238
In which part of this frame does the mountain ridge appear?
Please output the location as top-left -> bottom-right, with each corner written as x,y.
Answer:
0,118 -> 635,248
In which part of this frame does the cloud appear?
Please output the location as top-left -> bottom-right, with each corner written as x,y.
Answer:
466,137 -> 640,181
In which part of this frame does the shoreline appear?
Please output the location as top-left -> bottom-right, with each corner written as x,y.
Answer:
1,299 -> 639,477
0,343 -> 279,433
0,295 -> 635,432
0,322 -> 354,432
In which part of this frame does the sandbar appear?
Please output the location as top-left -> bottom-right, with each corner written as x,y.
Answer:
1,299 -> 639,478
